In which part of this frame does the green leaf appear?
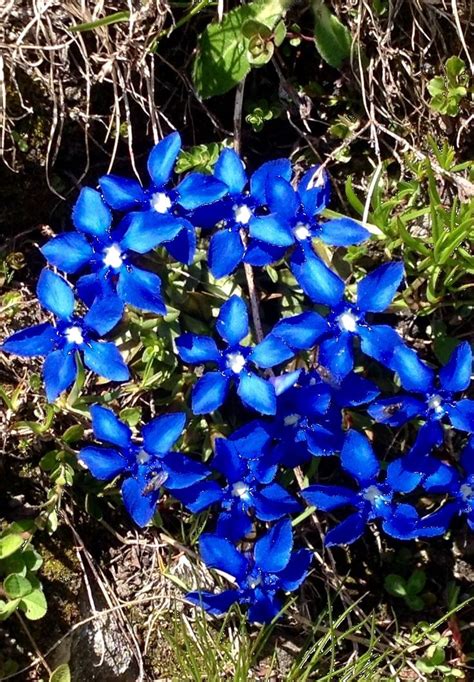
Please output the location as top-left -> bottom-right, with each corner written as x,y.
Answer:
4,574 -> 32,599
0,598 -> 20,621
50,663 -> 71,682
119,407 -> 142,427
69,11 -> 130,32
19,585 -> 47,621
0,554 -> 26,576
445,56 -> 466,82
407,595 -> 425,611
0,534 -> 24,559
62,424 -> 84,444
312,0 -> 352,68
384,574 -> 407,597
406,569 -> 426,594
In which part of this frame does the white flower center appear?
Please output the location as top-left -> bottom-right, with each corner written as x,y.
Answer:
428,394 -> 444,413
293,222 -> 311,241
150,191 -> 172,214
65,326 -> 84,345
284,413 -> 301,427
248,575 -> 261,589
103,243 -> 123,269
337,312 -> 358,333
226,352 -> 246,374
363,485 -> 382,503
460,483 -> 473,501
136,449 -> 150,465
233,204 -> 252,225
231,481 -> 250,499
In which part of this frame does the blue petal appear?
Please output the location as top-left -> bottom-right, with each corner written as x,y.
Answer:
186,590 -> 240,616
99,174 -> 146,210
216,507 -> 253,542
213,437 -> 246,482
161,218 -> 196,265
199,534 -> 247,581
358,324 -> 403,368
250,158 -> 292,204
72,187 -> 112,237
142,412 -> 186,454
43,349 -> 77,402
447,399 -> 474,432
117,265 -> 166,315
341,429 -> 379,484
265,176 -> 299,221
79,445 -> 127,480
147,132 -> 181,186
228,420 -> 273,458
121,476 -> 159,527
319,333 -> 354,381
214,148 -> 247,193
37,269 -> 75,320
335,373 -> 380,406
415,502 -> 458,538
162,452 -> 209,489
83,294 -> 123,336
1,323 -> 57,357
276,549 -> 312,591
298,166 -> 330,215
192,372 -> 229,414
319,217 -> 370,246
83,340 -> 130,381
247,590 -> 281,624
302,484 -> 358,511
216,295 -> 248,345
243,240 -> 286,266
423,461 -> 459,493
41,233 -> 94,273
357,262 -> 405,313
253,483 -> 301,521
248,214 -> 294,247
90,404 -> 132,448
271,311 -> 328,350
367,396 -> 425,426
208,229 -> 245,278
460,437 -> 474,474
325,512 -> 366,547
176,334 -> 220,364
381,504 -> 419,540
249,335 -> 294,369
76,272 -> 103,307
272,369 -> 301,396
237,372 -> 276,415
173,480 -> 223,513
391,345 -> 435,393
386,458 -> 424,493
120,212 -> 185,253
177,173 -> 228,210
254,519 -> 293,574
439,342 -> 472,393
290,246 -> 345,306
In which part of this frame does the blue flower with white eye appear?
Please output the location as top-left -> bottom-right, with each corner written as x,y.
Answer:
301,430 -> 444,546
176,296 -> 326,415
191,148 -> 292,277
368,342 -> 473,433
174,421 -> 300,541
272,262 -> 406,381
79,407 -> 210,527
42,187 -> 167,314
1,269 -> 128,402
186,520 -> 312,623
98,132 -> 228,265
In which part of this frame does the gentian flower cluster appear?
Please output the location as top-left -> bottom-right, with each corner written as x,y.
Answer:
2,133 -> 472,625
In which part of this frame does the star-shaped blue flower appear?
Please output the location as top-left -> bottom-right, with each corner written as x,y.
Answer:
1,269 -> 129,401
42,187 -> 167,314
98,132 -> 228,265
79,407 -> 210,526
176,296 -> 326,415
186,519 -> 312,623
369,341 -> 473,433
174,421 -> 300,540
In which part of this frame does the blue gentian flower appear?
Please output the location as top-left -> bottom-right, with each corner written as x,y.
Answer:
191,148 -> 292,277
176,296 -> 326,415
186,519 -> 312,623
273,262 -> 406,381
79,407 -> 210,526
1,269 -> 129,401
369,342 -> 473,432
98,132 -> 228,265
42,187 -> 167,314
301,429 -> 439,546
175,421 -> 300,540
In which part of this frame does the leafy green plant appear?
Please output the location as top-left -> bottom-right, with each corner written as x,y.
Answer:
414,627 -> 464,679
245,98 -> 282,131
427,56 -> 470,117
311,0 -> 352,68
384,570 -> 427,611
175,142 -> 227,175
